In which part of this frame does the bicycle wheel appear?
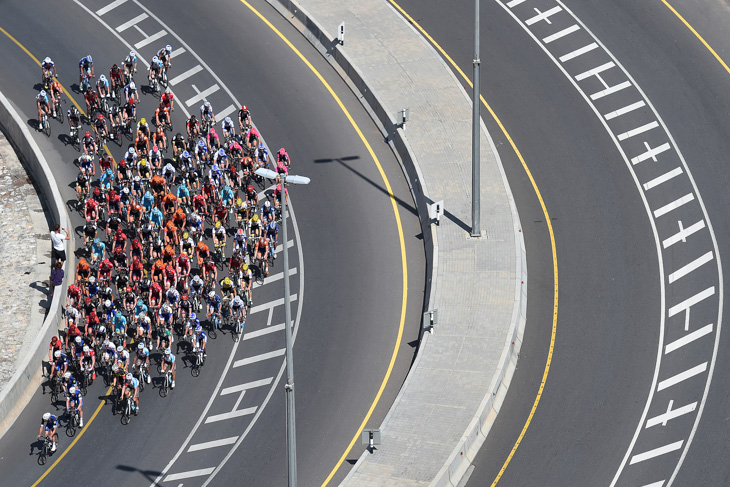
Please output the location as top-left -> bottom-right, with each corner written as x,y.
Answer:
208,326 -> 217,340
191,363 -> 200,377
43,119 -> 51,137
38,447 -> 47,466
66,422 -> 76,438
121,410 -> 130,425
51,389 -> 58,405
160,378 -> 169,398
57,106 -> 64,123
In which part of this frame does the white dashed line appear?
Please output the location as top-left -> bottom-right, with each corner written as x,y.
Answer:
668,252 -> 713,283
543,24 -> 579,44
646,400 -> 697,428
630,441 -> 684,465
233,349 -> 285,368
164,468 -> 215,482
169,65 -> 203,86
96,0 -> 126,16
665,324 -> 713,354
653,193 -> 694,218
188,437 -> 239,452
116,13 -> 148,32
603,100 -> 646,120
657,363 -> 707,392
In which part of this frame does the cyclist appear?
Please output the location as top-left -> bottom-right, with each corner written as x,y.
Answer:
84,88 -> 100,116
94,113 -> 108,141
230,294 -> 245,323
189,275 -> 204,305
221,116 -> 235,140
196,240 -> 210,267
193,324 -> 207,356
157,44 -> 173,71
76,172 -> 90,203
277,147 -> 291,168
50,350 -> 67,381
265,219 -> 279,253
245,126 -> 260,150
108,103 -> 123,132
261,199 -> 275,224
255,236 -> 270,276
148,56 -> 164,87
123,50 -> 137,79
48,79 -> 63,117
90,238 -> 105,264
78,54 -> 94,83
38,412 -> 59,452
153,125 -> 167,153
234,199 -> 248,227
160,348 -> 176,388
213,148 -> 228,169
256,143 -> 270,168
41,57 -> 57,84
97,74 -> 110,101
213,221 -> 226,254
68,106 -> 82,138
249,213 -> 262,239
66,386 -> 84,427
155,104 -> 171,128
36,90 -> 51,127
124,80 -> 139,106
122,373 -> 140,414
110,63 -> 123,93
186,114 -> 200,141
161,87 -> 175,111
135,342 -> 150,383
195,139 -> 209,165
238,104 -> 251,131
172,133 -> 186,160
207,127 -> 220,151
206,290 -> 221,322
80,345 -> 95,381
200,101 -> 216,128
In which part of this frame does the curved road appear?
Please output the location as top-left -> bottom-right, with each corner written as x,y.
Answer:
393,0 -> 728,486
0,0 -> 425,486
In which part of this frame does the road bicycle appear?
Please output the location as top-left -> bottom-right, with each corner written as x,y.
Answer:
39,112 -> 51,137
49,375 -> 62,405
120,395 -> 134,425
37,433 -> 58,465
159,367 -> 173,398
190,347 -> 204,377
65,407 -> 80,437
231,314 -> 244,342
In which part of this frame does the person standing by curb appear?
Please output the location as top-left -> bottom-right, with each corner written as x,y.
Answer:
50,223 -> 69,266
50,260 -> 64,294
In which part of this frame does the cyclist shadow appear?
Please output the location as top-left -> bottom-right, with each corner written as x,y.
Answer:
26,117 -> 43,132
28,438 -> 44,456
33,83 -> 45,92
58,133 -> 75,146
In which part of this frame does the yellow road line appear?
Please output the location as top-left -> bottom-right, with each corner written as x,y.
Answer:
660,0 -> 730,75
237,2 -> 408,485
31,386 -> 112,487
0,25 -> 116,165
385,1 -> 559,485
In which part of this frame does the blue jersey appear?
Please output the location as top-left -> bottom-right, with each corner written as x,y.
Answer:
196,331 -> 207,344
208,295 -> 221,309
69,390 -> 83,406
126,377 -> 139,389
134,303 -> 148,317
37,93 -> 49,105
79,56 -> 93,67
54,355 -> 67,370
42,415 -> 58,430
136,347 -> 149,360
164,354 -> 176,364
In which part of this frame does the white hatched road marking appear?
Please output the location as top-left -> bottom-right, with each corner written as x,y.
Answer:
217,104 -> 237,121
169,65 -> 203,86
526,6 -> 562,26
617,121 -> 659,141
542,24 -> 579,44
96,0 -> 126,16
220,377 -> 273,396
185,83 -> 220,107
668,286 -> 715,317
665,324 -> 713,354
233,349 -> 285,368
668,252 -> 713,283
134,28 -> 168,49
188,437 -> 238,452
662,220 -> 706,249
646,400 -> 697,429
506,0 -> 526,7
559,42 -> 598,62
630,441 -> 684,465
116,13 -> 148,32
496,1 -> 723,486
244,323 -> 285,340
653,193 -> 694,218
575,61 -> 615,81
249,294 -> 297,315
657,363 -> 707,392
641,482 -> 666,487
205,406 -> 258,424
164,468 -> 215,482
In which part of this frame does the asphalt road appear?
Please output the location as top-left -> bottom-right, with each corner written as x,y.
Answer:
393,0 -> 727,486
0,0 -> 425,485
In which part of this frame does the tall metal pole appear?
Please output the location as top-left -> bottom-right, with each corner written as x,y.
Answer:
281,174 -> 297,487
471,0 -> 481,237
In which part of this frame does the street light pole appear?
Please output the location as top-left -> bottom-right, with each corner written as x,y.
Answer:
281,172 -> 297,487
471,0 -> 481,237
257,167 -> 309,487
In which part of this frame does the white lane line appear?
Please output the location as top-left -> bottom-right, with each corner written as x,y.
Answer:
665,324 -> 713,354
657,363 -> 707,392
134,29 -> 168,49
164,468 -> 215,482
668,252 -> 713,283
96,0 -> 127,16
558,43 -> 598,62
116,13 -> 148,32
220,378 -> 274,396
643,167 -> 683,190
217,104 -> 236,121
631,141 -> 671,165
617,121 -> 659,141
668,286 -> 715,317
604,100 -> 646,120
233,349 -> 285,368
244,323 -> 285,340
186,83 -> 220,107
526,6 -> 563,26
542,24 -> 580,44
662,220 -> 706,249
630,441 -> 684,465
591,80 -> 632,100
641,481 -> 666,487
188,437 -> 239,452
653,193 -> 695,218
205,406 -> 257,424
506,0 -> 526,7
169,65 -> 203,86
249,294 -> 297,315
646,400 -> 697,428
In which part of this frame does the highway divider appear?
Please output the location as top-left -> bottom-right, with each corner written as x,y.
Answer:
265,1 -> 528,486
0,90 -> 75,440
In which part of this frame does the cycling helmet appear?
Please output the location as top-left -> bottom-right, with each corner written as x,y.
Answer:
126,373 -> 133,380
195,318 -> 200,325
210,127 -> 215,133
162,304 -> 170,312
182,232 -> 189,239
99,325 -> 106,334
100,74 -> 106,82
215,221 -> 221,229
259,143 -> 265,150
242,105 -> 248,111
69,386 -> 77,395
165,87 -> 171,94
83,345 -> 90,353
43,412 -> 51,421
87,55 -> 93,63
208,291 -> 215,298
89,276 -> 96,283
64,372 -> 71,379
112,63 -> 119,71
112,364 -> 119,373
85,131 -> 91,138
129,81 -> 136,90
243,264 -> 249,271
195,325 -> 202,333
105,299 -> 112,308
98,114 -> 104,121
198,140 -> 205,148
182,150 -> 190,159
75,336 -> 82,344
117,346 -> 124,353
54,350 -> 62,358
44,57 -> 51,64
123,187 -> 129,194
264,201 -> 271,208
237,228 -> 244,236
134,175 -> 141,182
190,313 -> 197,321
205,101 -> 211,108
252,214 -> 259,222
129,50 -> 136,58
40,90 -> 47,97
182,294 -> 188,301
129,147 -> 136,155
247,185 -> 254,193
152,56 -> 159,64
224,116 -> 232,124
165,348 -> 171,355
166,44 -> 172,52
218,148 -> 225,157
140,118 -> 147,125
152,145 -> 158,152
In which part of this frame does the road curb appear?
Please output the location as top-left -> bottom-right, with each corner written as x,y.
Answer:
0,90 -> 75,440
264,1 -> 527,485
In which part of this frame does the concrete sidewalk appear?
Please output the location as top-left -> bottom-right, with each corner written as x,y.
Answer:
266,0 -> 527,485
